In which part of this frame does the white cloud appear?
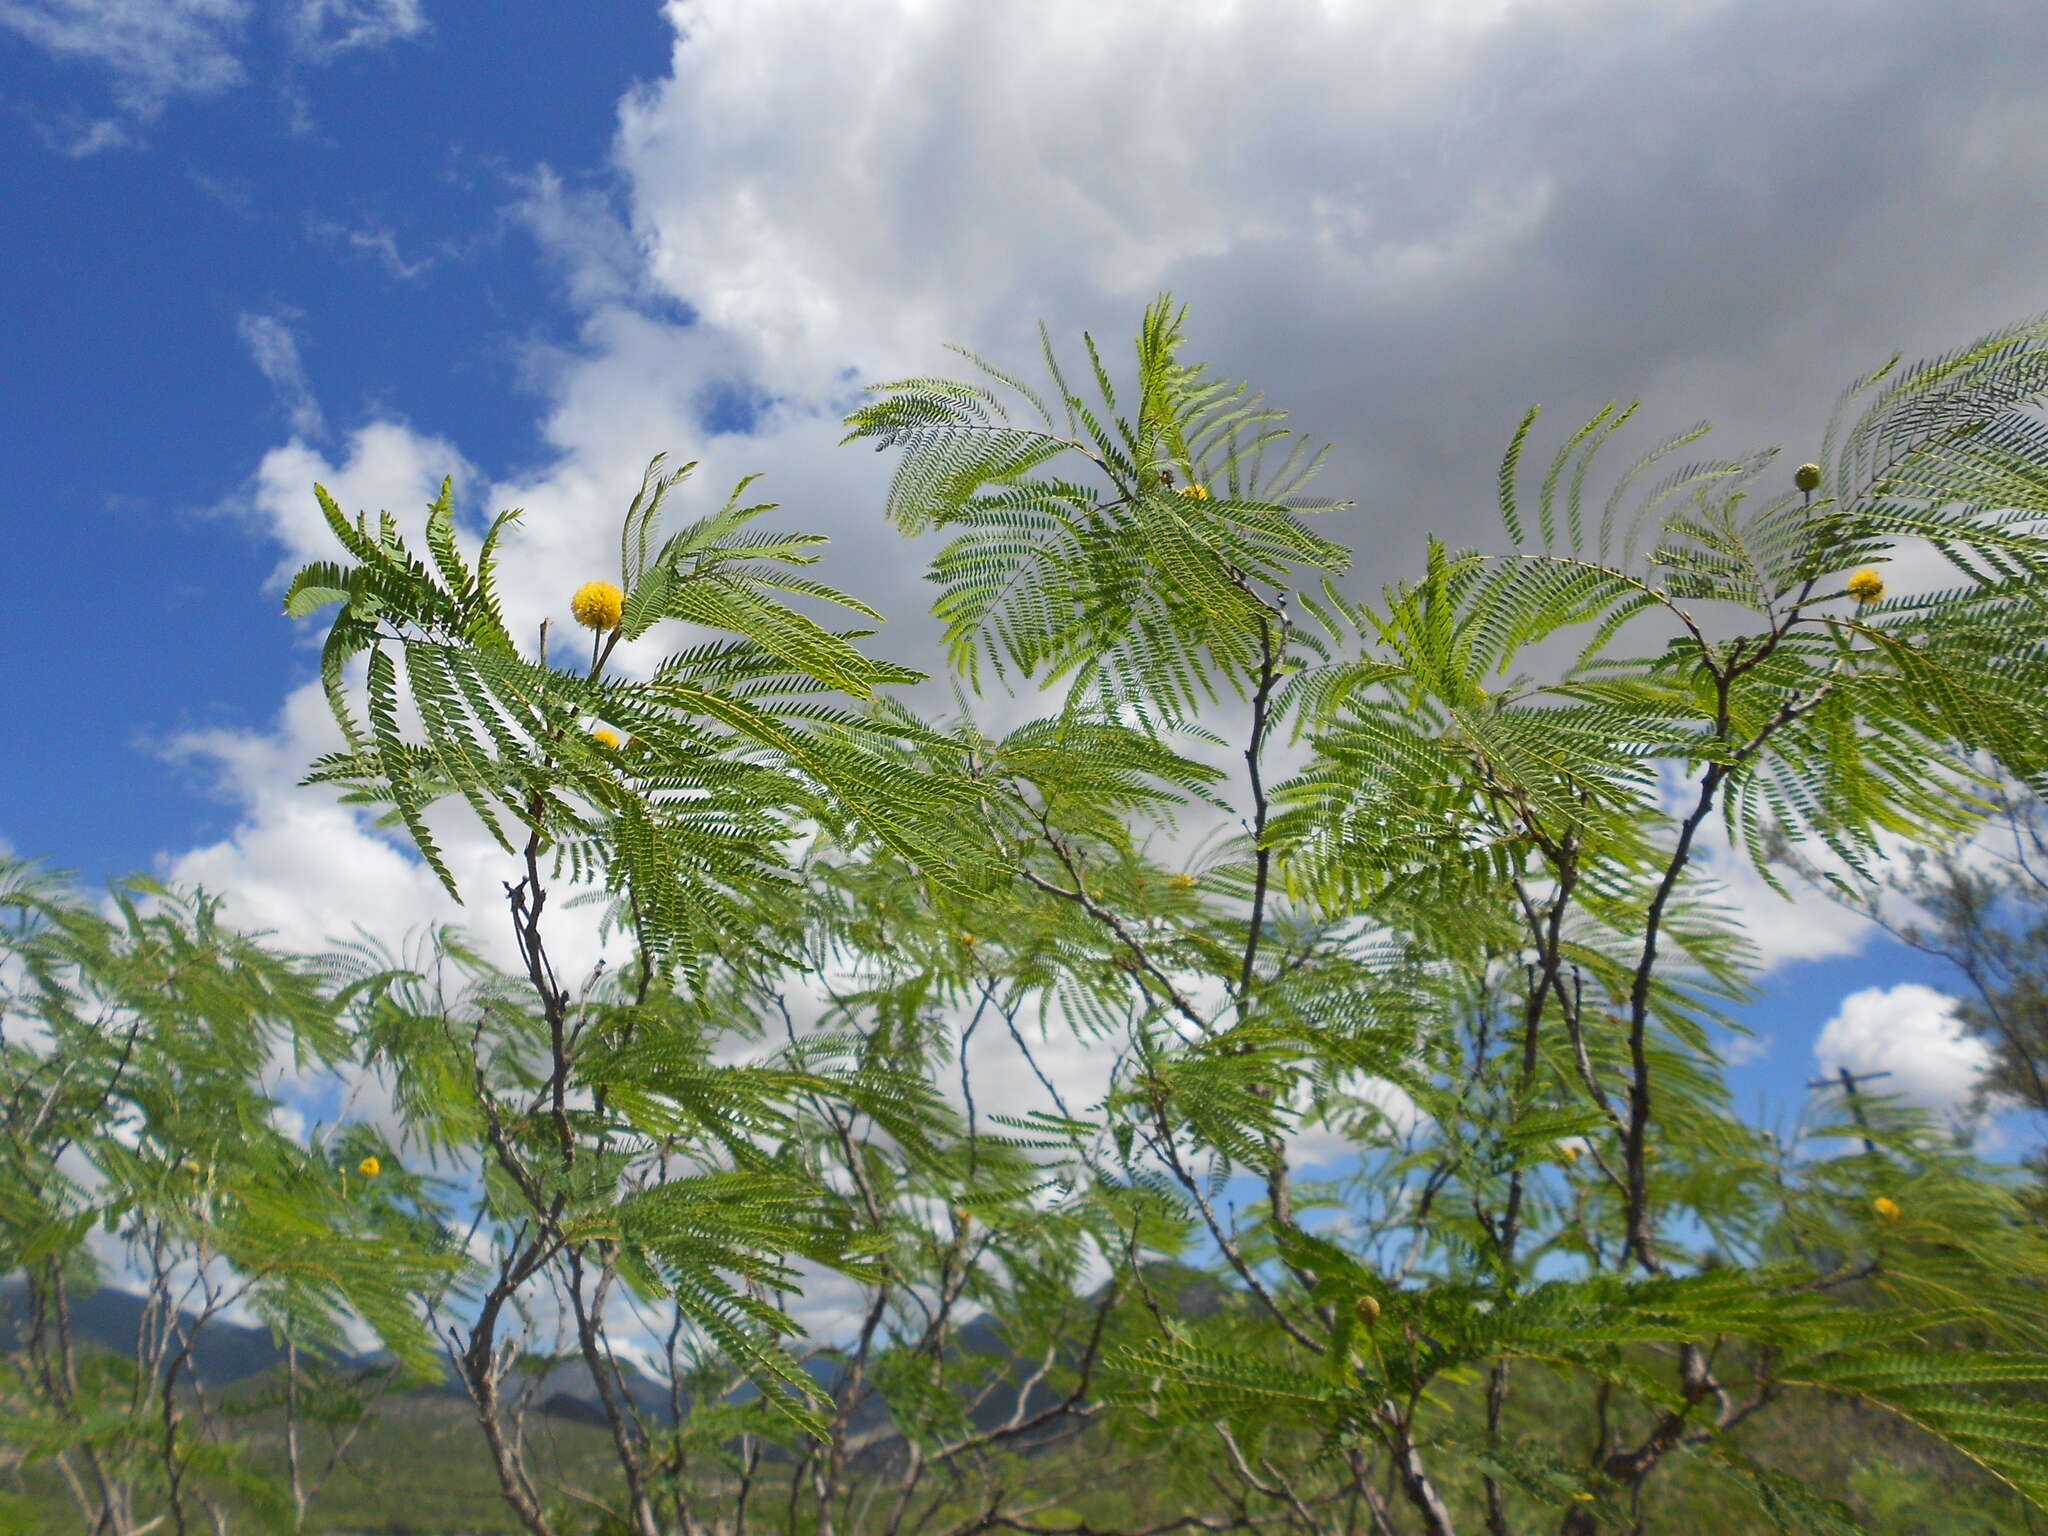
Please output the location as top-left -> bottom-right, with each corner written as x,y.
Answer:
0,0 -> 249,117
160,681 -> 462,952
268,1100 -> 308,1142
159,675 -> 625,986
160,0 -> 2048,1228
614,0 -> 1571,403
1719,1028 -> 1771,1068
511,165 -> 654,312
236,311 -> 326,438
51,115 -> 137,155
1814,982 -> 1994,1126
1670,775 -> 1876,973
306,219 -> 439,282
285,0 -> 424,61
1289,1074 -> 1428,1168
3,0 -> 428,140
241,418 -> 470,584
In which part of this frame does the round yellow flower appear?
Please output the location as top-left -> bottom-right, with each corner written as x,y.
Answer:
591,728 -> 620,749
357,1155 -> 381,1179
1168,872 -> 1196,891
1179,482 -> 1210,500
1846,568 -> 1886,604
1558,1141 -> 1582,1163
571,580 -> 625,632
959,932 -> 977,949
1873,1195 -> 1901,1223
1794,462 -> 1822,492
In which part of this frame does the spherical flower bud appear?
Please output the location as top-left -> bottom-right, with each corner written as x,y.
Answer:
1558,1141 -> 1581,1163
1846,568 -> 1886,604
358,1155 -> 381,1179
1354,1295 -> 1381,1328
1794,463 -> 1822,492
1179,483 -> 1211,500
1873,1195 -> 1901,1223
571,580 -> 625,632
959,932 -> 977,949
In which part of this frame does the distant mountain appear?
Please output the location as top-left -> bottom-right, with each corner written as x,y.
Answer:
0,1264 -> 1228,1439
0,1279 -> 361,1387
0,1279 -> 678,1422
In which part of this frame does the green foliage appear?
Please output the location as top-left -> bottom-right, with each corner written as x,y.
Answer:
14,296 -> 2048,1536
0,859 -> 457,1535
283,462 -> 994,974
843,295 -> 1350,721
846,299 -> 2048,1536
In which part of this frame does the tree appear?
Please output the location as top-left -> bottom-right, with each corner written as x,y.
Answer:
0,860 -> 452,1536
263,295 -> 2048,1536
845,298 -> 2048,1536
281,461 -> 1011,1536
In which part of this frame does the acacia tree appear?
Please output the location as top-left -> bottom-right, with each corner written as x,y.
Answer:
272,295 -> 2048,1536
282,461 -> 1012,1536
843,299 -> 2048,1536
768,830 -> 1222,1536
0,860 -> 453,1536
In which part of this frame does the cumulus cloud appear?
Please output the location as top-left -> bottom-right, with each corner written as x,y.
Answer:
1678,788 -> 1877,973
1289,1075 -> 1430,1168
159,675 -> 628,985
1814,982 -> 1994,1127
161,0 -> 2048,1192
609,0 -> 2048,582
240,418 -> 470,584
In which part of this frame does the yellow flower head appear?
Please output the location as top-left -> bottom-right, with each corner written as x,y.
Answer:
1168,872 -> 1197,891
1179,482 -> 1210,500
1846,568 -> 1886,604
959,931 -> 977,949
1873,1195 -> 1902,1223
357,1155 -> 381,1179
1558,1141 -> 1582,1163
591,728 -> 620,749
571,580 -> 625,632
1794,462 -> 1822,492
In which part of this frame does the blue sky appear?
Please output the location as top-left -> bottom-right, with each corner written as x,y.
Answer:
2,2 -> 671,873
5,0 -> 2047,1168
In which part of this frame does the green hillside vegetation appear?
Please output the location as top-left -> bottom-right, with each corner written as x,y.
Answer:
8,297 -> 2048,1536
6,1345 -> 2043,1534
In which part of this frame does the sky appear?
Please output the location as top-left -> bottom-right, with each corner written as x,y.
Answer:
6,0 -> 2048,1200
